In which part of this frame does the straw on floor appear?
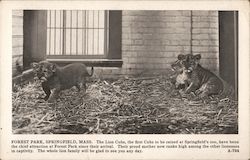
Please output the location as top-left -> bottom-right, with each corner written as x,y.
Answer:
12,75 -> 238,134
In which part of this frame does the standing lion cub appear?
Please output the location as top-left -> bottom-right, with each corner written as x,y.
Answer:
31,61 -> 94,102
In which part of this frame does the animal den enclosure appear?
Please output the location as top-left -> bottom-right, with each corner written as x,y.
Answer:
12,10 -> 238,134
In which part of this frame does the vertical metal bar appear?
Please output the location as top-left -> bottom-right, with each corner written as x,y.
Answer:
46,11 -> 48,55
107,11 -> 109,56
54,10 -> 56,55
97,10 -> 99,55
93,10 -> 95,55
86,11 -> 89,55
76,10 -> 78,55
49,10 -> 51,55
82,10 -> 84,55
62,10 -> 66,55
61,10 -> 63,55
70,10 -> 72,55
84,10 -> 87,55
190,10 -> 192,55
59,10 -> 61,55
108,11 -> 110,56
104,10 -> 108,56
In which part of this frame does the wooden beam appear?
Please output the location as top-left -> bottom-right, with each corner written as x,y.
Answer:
47,58 -> 123,67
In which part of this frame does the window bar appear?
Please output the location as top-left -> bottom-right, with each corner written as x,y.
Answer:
49,10 -> 51,55
59,10 -> 61,55
60,10 -> 63,55
107,11 -> 109,55
47,10 -> 107,57
61,10 -> 64,55
104,10 -> 108,56
82,10 -> 84,55
47,10 -> 49,55
70,10 -> 72,55
84,10 -> 87,55
85,10 -> 87,55
92,11 -> 95,55
97,11 -> 99,55
84,10 -> 86,55
85,11 -> 87,55
86,11 -> 89,55
54,10 -> 56,55
62,10 -> 66,55
76,10 -> 78,55
46,11 -> 48,55
190,10 -> 193,55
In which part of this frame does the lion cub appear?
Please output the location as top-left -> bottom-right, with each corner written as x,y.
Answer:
31,61 -> 94,102
170,55 -> 191,90
176,54 -> 224,98
175,68 -> 191,90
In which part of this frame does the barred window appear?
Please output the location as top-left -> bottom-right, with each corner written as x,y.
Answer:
46,10 -> 109,58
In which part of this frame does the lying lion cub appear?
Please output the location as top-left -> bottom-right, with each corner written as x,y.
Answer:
172,54 -> 234,99
31,61 -> 94,102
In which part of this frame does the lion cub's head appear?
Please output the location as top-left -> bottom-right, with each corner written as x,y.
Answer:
31,61 -> 57,82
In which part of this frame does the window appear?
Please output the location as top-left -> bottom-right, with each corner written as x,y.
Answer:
46,10 -> 109,58
23,10 -> 121,68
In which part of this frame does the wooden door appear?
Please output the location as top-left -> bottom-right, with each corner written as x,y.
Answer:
219,11 -> 238,100
23,10 -> 47,69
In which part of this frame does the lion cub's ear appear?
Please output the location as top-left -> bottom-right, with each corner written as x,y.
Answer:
177,54 -> 185,60
31,62 -> 39,69
194,54 -> 201,60
50,64 -> 57,72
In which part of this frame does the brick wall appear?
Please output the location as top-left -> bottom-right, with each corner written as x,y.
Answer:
12,10 -> 24,76
97,11 -> 219,77
12,10 -> 219,78
192,11 -> 219,73
118,10 -> 219,76
122,11 -> 191,75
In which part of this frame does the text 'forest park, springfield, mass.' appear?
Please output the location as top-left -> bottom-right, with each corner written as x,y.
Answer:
11,139 -> 240,150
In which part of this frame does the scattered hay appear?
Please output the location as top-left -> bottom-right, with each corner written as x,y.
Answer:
12,76 -> 238,134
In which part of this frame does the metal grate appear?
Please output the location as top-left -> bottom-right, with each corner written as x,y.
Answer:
46,10 -> 109,57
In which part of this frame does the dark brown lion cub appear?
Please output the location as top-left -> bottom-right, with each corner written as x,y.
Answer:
176,54 -> 224,98
31,61 -> 94,102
